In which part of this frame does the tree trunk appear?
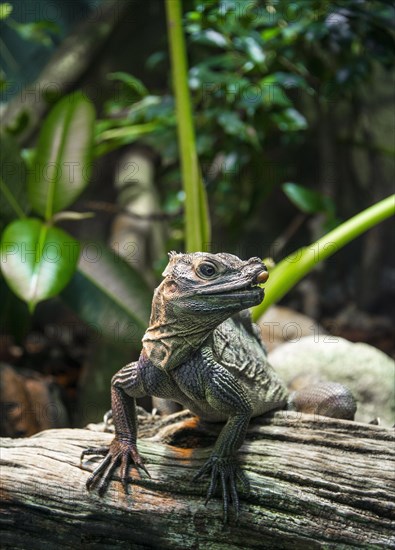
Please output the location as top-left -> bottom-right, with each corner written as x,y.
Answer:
0,411 -> 393,549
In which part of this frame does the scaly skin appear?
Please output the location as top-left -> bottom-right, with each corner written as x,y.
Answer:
81,252 -> 356,523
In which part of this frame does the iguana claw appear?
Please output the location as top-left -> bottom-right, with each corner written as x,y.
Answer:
193,455 -> 250,523
81,439 -> 150,495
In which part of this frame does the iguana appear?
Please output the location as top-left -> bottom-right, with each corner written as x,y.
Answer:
81,252 -> 356,522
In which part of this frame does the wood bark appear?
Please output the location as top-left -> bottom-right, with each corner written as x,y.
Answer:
0,411 -> 394,549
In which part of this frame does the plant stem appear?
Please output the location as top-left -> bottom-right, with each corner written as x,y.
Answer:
165,0 -> 210,252
0,176 -> 26,219
252,194 -> 395,320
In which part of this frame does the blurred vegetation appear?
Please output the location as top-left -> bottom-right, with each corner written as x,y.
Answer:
1,0 -> 394,424
1,91 -> 152,334
97,0 -> 394,245
1,0 -> 395,322
2,0 -> 393,309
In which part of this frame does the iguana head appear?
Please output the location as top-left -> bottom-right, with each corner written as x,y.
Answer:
142,252 -> 268,370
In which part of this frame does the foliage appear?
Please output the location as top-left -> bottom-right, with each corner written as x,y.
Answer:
6,19 -> 60,47
1,1 -> 392,427
62,245 -> 152,345
1,0 -> 394,337
0,92 -> 152,338
96,0 -> 395,239
0,2 -> 60,46
0,134 -> 28,226
28,93 -> 95,218
282,182 -> 339,230
0,2 -> 61,91
252,194 -> 395,319
1,218 -> 79,312
0,92 -> 94,312
0,3 -> 12,20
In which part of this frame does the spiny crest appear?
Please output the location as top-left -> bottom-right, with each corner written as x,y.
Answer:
163,251 -> 185,277
163,251 -> 210,278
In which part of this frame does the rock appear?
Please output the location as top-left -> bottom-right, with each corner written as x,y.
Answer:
268,336 -> 394,426
258,306 -> 326,352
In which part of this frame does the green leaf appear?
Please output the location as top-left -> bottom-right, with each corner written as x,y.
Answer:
28,91 -> 96,219
0,3 -> 12,19
61,243 -> 152,347
217,112 -> 259,147
8,20 -> 60,47
283,183 -> 333,215
273,108 -> 307,131
261,85 -> 292,108
146,51 -> 167,72
243,37 -> 266,65
96,122 -> 159,143
107,72 -> 148,97
218,111 -> 247,136
0,218 -> 80,312
94,122 -> 160,158
261,28 -> 281,41
261,72 -> 313,93
0,133 -> 28,227
204,29 -> 227,47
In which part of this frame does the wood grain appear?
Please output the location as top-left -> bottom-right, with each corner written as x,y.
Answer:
1,411 -> 394,549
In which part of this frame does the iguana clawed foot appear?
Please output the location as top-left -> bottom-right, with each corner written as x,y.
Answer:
193,454 -> 250,523
81,439 -> 150,495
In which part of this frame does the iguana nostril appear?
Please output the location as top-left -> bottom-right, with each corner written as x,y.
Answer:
256,270 -> 269,284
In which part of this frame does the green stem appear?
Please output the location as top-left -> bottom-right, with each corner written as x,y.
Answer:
97,122 -> 159,143
0,176 -> 26,219
252,194 -> 395,320
165,0 -> 210,252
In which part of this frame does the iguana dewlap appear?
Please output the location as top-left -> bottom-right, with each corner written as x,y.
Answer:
82,252 -> 356,522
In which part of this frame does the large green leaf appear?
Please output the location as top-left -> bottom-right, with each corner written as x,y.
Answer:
0,218 -> 80,312
61,244 -> 152,349
0,133 -> 28,229
28,91 -> 95,219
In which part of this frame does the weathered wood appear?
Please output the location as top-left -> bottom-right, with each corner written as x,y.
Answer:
0,412 -> 394,549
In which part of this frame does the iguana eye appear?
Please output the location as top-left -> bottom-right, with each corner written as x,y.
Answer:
197,262 -> 218,279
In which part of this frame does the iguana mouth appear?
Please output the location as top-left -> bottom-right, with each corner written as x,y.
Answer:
195,268 -> 268,297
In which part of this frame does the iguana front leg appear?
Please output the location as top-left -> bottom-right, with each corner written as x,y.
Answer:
173,347 -> 253,522
81,361 -> 149,494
